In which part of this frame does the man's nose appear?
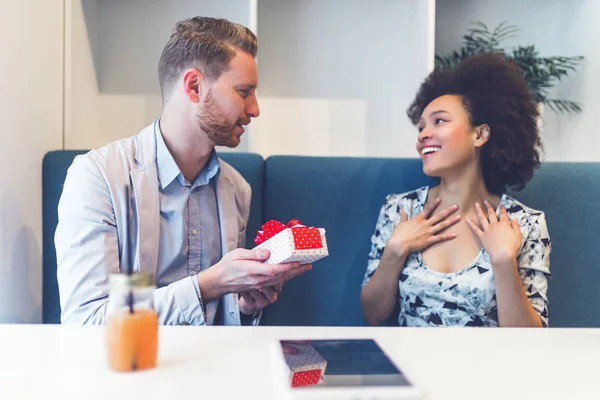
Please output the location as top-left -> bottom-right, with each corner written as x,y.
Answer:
246,95 -> 260,118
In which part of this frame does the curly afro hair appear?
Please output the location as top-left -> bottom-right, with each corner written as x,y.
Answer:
407,53 -> 542,194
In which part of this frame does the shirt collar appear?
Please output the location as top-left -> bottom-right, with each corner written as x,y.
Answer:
192,149 -> 220,188
155,120 -> 220,189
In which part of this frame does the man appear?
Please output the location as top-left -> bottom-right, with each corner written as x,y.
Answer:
55,16 -> 311,325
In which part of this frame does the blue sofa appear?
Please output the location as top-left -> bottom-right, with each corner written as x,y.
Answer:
42,151 -> 600,327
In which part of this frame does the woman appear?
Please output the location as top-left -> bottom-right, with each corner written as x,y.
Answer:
360,53 -> 551,327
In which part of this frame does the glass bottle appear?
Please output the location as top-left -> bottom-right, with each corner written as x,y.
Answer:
106,271 -> 158,372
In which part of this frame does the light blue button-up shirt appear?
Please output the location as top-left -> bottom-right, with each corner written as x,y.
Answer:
155,123 -> 222,325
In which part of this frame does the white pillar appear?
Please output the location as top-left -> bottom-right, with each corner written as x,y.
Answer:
0,0 -> 64,323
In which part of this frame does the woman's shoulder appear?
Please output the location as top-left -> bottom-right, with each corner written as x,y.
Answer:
501,195 -> 551,274
383,186 -> 429,218
501,194 -> 545,219
385,186 -> 429,206
501,194 -> 549,236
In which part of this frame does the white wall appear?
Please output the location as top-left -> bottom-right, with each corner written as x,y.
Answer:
66,0 -> 251,151
254,0 -> 434,158
0,1 -> 64,322
65,0 -> 100,150
435,0 -> 599,162
555,0 -> 600,162
65,0 -> 600,160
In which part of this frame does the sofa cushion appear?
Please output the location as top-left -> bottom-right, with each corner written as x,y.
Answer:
508,162 -> 600,327
42,150 -> 600,327
261,157 -> 600,327
42,150 -> 88,323
261,156 -> 435,326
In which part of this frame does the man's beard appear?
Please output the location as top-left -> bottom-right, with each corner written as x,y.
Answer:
197,91 -> 243,148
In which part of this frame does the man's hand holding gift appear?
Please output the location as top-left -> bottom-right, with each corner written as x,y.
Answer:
198,247 -> 311,308
237,219 -> 329,315
237,249 -> 313,315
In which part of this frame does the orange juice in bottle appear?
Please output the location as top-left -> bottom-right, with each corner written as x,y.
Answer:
106,272 -> 158,372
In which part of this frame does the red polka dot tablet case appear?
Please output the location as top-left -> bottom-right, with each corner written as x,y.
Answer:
272,339 -> 422,399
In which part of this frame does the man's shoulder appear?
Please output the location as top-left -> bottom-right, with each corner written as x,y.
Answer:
83,135 -> 139,167
75,123 -> 154,174
68,128 -> 149,189
217,157 -> 250,192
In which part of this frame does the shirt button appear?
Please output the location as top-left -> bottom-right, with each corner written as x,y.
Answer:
192,228 -> 199,235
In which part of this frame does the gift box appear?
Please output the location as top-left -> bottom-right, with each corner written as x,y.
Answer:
253,219 -> 329,265
281,342 -> 327,388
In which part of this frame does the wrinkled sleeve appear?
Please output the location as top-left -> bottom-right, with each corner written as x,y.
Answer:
362,195 -> 396,288
517,212 -> 552,327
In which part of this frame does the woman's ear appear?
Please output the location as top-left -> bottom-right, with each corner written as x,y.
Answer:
474,124 -> 491,148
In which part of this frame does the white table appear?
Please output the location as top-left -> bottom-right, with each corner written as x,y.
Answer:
1,325 -> 598,399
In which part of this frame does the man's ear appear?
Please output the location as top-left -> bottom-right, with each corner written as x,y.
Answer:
474,124 -> 491,148
182,68 -> 207,103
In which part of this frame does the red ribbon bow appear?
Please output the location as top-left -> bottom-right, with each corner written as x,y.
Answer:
254,219 -> 304,245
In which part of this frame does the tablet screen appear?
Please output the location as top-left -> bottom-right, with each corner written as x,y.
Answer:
280,339 -> 413,389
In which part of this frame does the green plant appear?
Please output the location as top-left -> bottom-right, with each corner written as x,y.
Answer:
435,21 -> 584,113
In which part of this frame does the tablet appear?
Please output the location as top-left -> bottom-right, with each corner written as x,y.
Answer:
271,339 -> 423,400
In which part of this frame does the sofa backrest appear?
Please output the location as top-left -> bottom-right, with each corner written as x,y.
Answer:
506,163 -> 600,327
41,151 -> 600,327
42,150 -> 87,323
261,157 -> 600,327
260,156 -> 434,326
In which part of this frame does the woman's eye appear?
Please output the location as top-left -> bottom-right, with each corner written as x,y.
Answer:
435,118 -> 445,125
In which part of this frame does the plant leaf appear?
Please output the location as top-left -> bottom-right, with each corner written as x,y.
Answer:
434,21 -> 584,114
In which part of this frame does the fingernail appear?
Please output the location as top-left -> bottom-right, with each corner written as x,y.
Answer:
259,249 -> 268,258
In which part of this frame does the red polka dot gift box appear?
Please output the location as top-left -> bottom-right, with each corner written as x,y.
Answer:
253,220 -> 329,265
282,342 -> 327,388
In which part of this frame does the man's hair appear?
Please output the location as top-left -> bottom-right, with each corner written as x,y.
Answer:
158,16 -> 257,102
407,53 -> 542,194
